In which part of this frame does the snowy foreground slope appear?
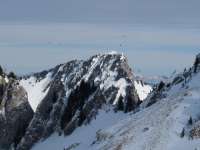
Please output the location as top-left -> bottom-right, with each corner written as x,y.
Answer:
98,74 -> 200,150
32,55 -> 200,150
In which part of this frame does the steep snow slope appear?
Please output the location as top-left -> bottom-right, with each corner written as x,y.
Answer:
20,72 -> 52,112
32,108 -> 127,150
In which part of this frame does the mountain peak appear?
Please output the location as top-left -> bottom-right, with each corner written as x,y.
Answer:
13,52 -> 146,150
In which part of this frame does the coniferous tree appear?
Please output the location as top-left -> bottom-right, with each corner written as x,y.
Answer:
8,72 -> 16,79
194,58 -> 199,73
125,95 -> 134,113
158,81 -> 165,91
180,128 -> 185,138
117,95 -> 124,111
0,65 -> 3,76
188,116 -> 193,125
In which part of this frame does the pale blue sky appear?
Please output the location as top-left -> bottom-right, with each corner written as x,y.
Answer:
0,0 -> 199,76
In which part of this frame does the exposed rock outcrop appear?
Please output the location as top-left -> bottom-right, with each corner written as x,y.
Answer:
0,79 -> 33,149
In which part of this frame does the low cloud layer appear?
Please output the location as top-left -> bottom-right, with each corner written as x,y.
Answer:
0,23 -> 199,76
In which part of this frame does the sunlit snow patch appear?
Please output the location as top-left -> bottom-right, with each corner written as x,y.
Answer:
20,72 -> 52,112
134,80 -> 152,101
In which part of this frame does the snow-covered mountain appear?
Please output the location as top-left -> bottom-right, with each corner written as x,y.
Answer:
2,51 -> 200,150
0,52 -> 153,150
31,53 -> 200,150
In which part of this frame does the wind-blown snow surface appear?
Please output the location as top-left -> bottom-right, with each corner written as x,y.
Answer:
20,72 -> 52,112
32,72 -> 200,150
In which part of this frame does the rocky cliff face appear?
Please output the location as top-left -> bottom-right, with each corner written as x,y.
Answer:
0,76 -> 33,149
12,52 -> 141,150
